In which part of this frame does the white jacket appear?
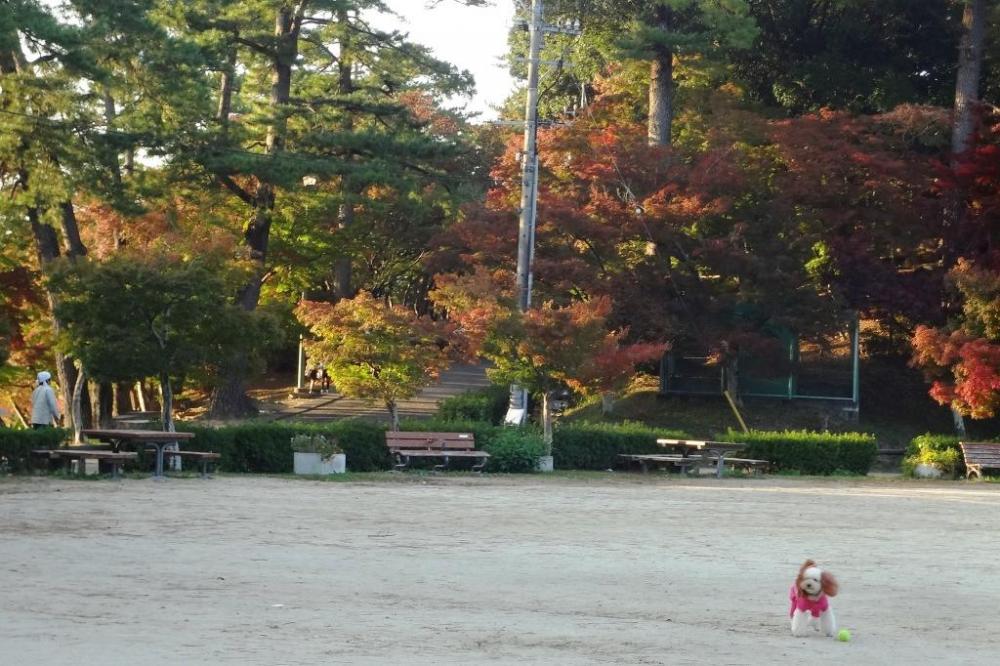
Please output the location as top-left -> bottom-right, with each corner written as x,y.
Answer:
31,383 -> 61,425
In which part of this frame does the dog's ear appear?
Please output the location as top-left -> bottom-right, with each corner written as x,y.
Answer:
795,560 -> 815,589
820,570 -> 838,597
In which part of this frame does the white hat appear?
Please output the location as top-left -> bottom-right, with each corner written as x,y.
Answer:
37,371 -> 52,383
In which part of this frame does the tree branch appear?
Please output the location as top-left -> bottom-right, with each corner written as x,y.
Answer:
216,174 -> 254,204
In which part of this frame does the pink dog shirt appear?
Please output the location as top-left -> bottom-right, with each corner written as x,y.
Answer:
789,585 -> 829,618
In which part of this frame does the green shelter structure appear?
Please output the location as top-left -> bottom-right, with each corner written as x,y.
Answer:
659,312 -> 861,414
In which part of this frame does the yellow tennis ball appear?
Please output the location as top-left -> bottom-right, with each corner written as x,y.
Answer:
837,629 -> 851,642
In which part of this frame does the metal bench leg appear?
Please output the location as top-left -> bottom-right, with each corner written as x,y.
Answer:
200,460 -> 211,480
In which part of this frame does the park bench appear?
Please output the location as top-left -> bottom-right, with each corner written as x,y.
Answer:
960,441 -> 1000,479
33,448 -> 137,479
386,432 -> 489,472
618,454 -> 706,475
148,449 -> 221,479
705,457 -> 770,476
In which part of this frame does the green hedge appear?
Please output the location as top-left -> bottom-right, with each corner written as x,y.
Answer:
178,421 -> 390,473
902,433 -> 963,478
553,421 -> 690,470
722,430 -> 878,475
0,428 -> 69,473
437,385 -> 510,425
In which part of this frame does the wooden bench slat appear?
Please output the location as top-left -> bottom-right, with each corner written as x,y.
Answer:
386,432 -> 473,441
82,429 -> 195,441
397,450 -> 489,458
43,450 -> 137,460
389,441 -> 479,451
151,450 -> 221,460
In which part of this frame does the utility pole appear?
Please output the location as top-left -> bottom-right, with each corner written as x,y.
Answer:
505,0 -> 545,424
504,0 -> 580,425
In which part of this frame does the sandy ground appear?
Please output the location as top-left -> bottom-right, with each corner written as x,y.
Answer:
1,475 -> 998,665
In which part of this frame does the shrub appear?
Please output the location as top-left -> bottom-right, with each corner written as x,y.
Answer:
552,421 -> 689,470
178,420 -> 389,473
483,428 -> 545,472
902,433 -> 962,478
437,385 -> 510,425
722,430 -> 878,475
0,427 -> 69,474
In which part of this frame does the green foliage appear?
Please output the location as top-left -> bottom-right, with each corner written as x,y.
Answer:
552,421 -> 690,470
289,433 -> 343,457
178,421 -> 389,473
51,254 -> 275,384
0,428 -> 69,474
736,0 -> 960,113
722,430 -> 878,475
437,385 -> 510,425
902,433 -> 963,478
296,294 -> 450,428
483,428 -> 545,473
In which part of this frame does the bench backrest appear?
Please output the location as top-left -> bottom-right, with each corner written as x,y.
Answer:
960,441 -> 1000,464
386,432 -> 476,452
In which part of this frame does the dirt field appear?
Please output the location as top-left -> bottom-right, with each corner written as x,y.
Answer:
2,475 -> 998,665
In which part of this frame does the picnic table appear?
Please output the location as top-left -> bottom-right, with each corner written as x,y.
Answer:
82,429 -> 195,480
655,438 -> 752,478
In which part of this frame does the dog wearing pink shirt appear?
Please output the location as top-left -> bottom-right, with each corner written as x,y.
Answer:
789,559 -> 838,637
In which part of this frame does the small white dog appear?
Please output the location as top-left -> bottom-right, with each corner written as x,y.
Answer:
789,559 -> 838,637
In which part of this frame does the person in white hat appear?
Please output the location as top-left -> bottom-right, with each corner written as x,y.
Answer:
31,371 -> 62,429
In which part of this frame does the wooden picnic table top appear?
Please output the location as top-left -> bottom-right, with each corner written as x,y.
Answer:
655,438 -> 745,452
81,429 -> 194,442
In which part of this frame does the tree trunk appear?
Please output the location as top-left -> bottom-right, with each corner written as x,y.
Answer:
26,205 -> 81,430
113,382 -> 132,415
59,202 -> 88,259
647,6 -> 674,146
724,354 -> 742,406
952,0 -> 986,158
600,391 -> 615,415
159,372 -> 175,433
208,366 -> 257,419
210,5 -> 303,418
216,47 -> 237,128
952,406 -> 968,438
134,381 -> 147,412
944,0 -> 987,270
334,6 -> 355,300
71,364 -> 86,444
541,391 -> 554,456
97,382 -> 114,427
387,400 -> 399,432
101,88 -> 123,190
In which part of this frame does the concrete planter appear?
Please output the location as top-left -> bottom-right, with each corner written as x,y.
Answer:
913,463 -> 943,479
294,452 -> 347,475
536,455 -> 554,473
